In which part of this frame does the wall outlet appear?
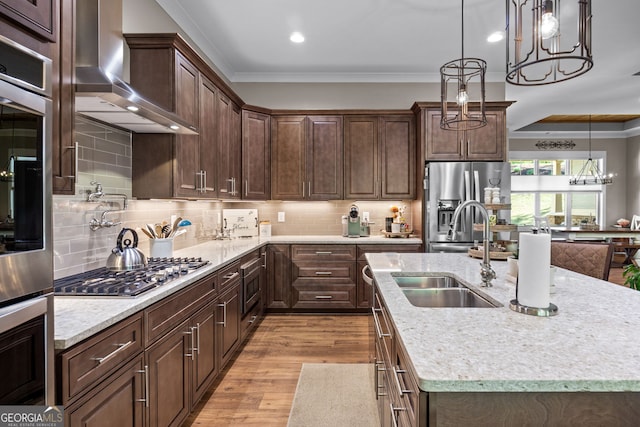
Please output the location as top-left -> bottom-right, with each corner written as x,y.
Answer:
363,211 -> 370,222
278,211 -> 285,222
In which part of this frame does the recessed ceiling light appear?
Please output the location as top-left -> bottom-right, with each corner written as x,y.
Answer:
487,31 -> 504,43
126,105 -> 139,112
290,32 -> 305,43
169,125 -> 180,130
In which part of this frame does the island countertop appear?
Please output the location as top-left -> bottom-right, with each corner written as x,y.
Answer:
366,252 -> 640,393
54,235 -> 421,349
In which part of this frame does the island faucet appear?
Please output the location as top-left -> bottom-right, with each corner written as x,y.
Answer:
449,200 -> 496,287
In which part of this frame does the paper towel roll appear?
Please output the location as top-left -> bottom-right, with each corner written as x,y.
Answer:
517,232 -> 551,308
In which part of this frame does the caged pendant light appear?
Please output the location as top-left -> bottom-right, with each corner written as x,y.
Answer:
440,0 -> 487,131
569,116 -> 613,185
506,0 -> 593,86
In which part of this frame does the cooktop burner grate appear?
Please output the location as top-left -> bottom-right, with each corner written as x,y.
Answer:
54,257 -> 209,297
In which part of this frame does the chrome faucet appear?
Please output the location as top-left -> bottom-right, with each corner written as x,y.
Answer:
449,200 -> 496,287
87,181 -> 128,209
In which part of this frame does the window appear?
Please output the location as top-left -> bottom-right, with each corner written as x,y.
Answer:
510,153 -> 606,227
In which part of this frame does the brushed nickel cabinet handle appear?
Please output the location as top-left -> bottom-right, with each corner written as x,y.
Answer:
314,295 -> 333,299
91,340 -> 134,364
135,364 -> 149,407
217,302 -> 227,326
315,271 -> 332,276
315,251 -> 332,255
371,307 -> 390,339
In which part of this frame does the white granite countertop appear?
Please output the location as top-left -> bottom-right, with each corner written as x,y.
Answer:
366,252 -> 640,393
54,235 -> 421,349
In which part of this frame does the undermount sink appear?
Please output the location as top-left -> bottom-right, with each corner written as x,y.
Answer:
392,274 -> 498,308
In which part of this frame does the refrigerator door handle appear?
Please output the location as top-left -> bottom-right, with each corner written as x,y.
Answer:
464,171 -> 471,201
474,170 -> 480,202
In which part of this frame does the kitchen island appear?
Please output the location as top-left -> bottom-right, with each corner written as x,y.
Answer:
367,252 -> 640,426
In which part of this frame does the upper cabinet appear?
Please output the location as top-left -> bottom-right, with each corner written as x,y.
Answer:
0,0 -> 56,42
344,114 -> 416,200
418,102 -> 512,162
242,110 -> 271,200
271,115 -> 343,200
125,34 -> 243,199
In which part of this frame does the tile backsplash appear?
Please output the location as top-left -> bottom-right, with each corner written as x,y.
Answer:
53,117 -> 416,279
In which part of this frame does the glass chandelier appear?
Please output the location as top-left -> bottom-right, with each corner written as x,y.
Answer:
440,0 -> 487,131
569,116 -> 613,185
506,0 -> 593,86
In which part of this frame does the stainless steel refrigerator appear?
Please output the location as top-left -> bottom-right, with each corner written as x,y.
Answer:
424,161 -> 511,253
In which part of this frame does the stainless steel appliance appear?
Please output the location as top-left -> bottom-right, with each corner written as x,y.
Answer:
54,257 -> 210,297
0,34 -> 54,405
240,256 -> 262,315
424,161 -> 511,253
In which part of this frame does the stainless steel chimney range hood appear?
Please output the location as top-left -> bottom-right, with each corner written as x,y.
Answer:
74,0 -> 197,135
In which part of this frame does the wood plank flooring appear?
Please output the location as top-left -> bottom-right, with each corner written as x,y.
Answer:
183,314 -> 371,427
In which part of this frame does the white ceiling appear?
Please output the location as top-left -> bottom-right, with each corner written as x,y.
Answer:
154,0 -> 640,133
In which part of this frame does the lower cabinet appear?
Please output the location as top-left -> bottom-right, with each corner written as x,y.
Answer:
217,283 -> 241,370
190,301 -> 218,410
64,355 -> 146,427
266,244 -> 291,309
146,320 -> 191,427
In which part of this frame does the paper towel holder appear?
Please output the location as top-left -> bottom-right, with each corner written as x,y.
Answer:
509,299 -> 558,317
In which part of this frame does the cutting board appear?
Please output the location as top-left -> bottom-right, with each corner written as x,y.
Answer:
223,209 -> 259,237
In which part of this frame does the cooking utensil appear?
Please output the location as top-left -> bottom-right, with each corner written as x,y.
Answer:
106,228 -> 148,271
170,216 -> 182,236
138,227 -> 154,239
161,224 -> 172,238
155,224 -> 163,238
146,224 -> 157,238
173,229 -> 187,238
178,219 -> 191,227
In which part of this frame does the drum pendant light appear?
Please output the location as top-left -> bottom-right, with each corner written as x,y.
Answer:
440,0 -> 487,131
506,0 -> 593,86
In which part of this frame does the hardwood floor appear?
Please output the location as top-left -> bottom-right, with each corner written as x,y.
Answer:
183,314 -> 371,427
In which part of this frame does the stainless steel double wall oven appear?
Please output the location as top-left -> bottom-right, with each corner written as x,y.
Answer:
0,34 -> 54,405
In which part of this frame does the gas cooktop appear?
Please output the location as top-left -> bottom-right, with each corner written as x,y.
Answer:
54,257 -> 209,297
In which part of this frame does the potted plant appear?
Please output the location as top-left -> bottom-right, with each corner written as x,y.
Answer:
623,262 -> 640,290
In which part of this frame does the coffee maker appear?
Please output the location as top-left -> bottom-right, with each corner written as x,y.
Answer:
347,204 -> 361,238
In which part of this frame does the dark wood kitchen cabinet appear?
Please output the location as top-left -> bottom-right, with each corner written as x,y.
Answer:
217,283 -> 241,370
189,301 -> 218,410
271,115 -> 343,200
242,109 -> 271,200
344,115 -> 416,200
0,0 -> 56,42
420,103 -> 511,161
216,92 -> 242,199
290,244 -> 357,310
266,244 -> 291,309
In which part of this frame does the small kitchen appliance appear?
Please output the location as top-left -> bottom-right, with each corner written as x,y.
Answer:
347,204 -> 361,238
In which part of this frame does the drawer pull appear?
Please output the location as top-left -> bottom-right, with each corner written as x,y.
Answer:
371,307 -> 390,338
315,251 -> 333,255
184,327 -> 196,360
315,271 -> 333,276
91,340 -> 134,365
314,295 -> 333,300
248,315 -> 257,324
392,366 -> 411,396
223,272 -> 239,280
390,402 -> 406,427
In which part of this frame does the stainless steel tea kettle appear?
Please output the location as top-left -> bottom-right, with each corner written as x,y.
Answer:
106,228 -> 148,271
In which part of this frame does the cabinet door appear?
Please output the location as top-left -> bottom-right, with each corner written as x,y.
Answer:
425,110 -> 463,161
190,302 -> 217,409
199,76 -> 218,197
174,133 -> 200,198
0,0 -> 55,41
216,93 -> 241,199
465,109 -> 505,161
266,244 -> 291,309
175,51 -> 199,128
306,116 -> 343,200
146,321 -> 190,427
271,116 -> 306,200
217,284 -> 240,369
242,110 -> 271,200
380,115 -> 416,199
344,116 -> 379,200
65,356 -> 145,427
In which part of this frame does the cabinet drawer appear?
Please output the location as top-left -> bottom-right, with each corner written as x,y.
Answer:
59,313 -> 144,404
145,274 -> 216,344
292,261 -> 356,279
357,244 -> 421,260
218,261 -> 241,293
292,280 -> 356,309
395,342 -> 421,427
291,245 -> 356,261
240,299 -> 262,340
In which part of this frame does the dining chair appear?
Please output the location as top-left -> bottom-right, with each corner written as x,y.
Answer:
550,241 -> 614,281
